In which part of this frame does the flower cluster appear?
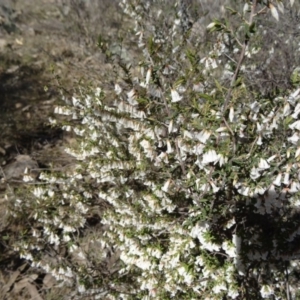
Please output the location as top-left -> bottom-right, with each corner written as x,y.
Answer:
6,0 -> 300,299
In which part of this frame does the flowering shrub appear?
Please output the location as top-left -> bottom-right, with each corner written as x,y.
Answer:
6,0 -> 300,299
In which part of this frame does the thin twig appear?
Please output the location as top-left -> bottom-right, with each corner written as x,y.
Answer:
222,0 -> 258,113
222,116 -> 236,154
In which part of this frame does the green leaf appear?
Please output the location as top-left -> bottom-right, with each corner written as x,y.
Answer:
234,76 -> 243,87
198,93 -> 214,102
207,20 -> 225,33
147,36 -> 155,55
225,6 -> 238,15
249,22 -> 256,34
214,79 -> 224,93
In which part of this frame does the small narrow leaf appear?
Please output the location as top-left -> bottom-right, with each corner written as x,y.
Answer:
214,79 -> 223,93
225,6 -> 238,15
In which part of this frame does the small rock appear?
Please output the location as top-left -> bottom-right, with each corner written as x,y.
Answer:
43,274 -> 56,288
6,65 -> 19,74
2,155 -> 39,181
27,27 -> 35,36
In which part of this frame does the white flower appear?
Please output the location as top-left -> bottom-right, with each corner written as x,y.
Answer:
49,117 -> 57,124
289,89 -> 300,99
77,251 -> 86,260
228,286 -> 239,299
145,68 -> 151,85
210,181 -> 220,193
270,4 -> 279,21
288,132 -> 300,144
54,106 -> 72,115
162,179 -> 172,193
63,224 -> 75,233
33,187 -> 44,197
216,127 -> 227,133
295,147 -> 300,158
49,233 -> 60,245
258,158 -> 270,170
184,130 -> 193,139
289,120 -> 300,130
166,139 -> 173,154
163,64 -> 175,75
85,96 -> 92,108
48,189 -> 54,197
137,258 -> 151,270
72,97 -> 80,106
222,241 -> 236,258
212,282 -> 227,294
254,186 -> 267,195
20,252 -> 33,261
149,248 -> 162,259
283,172 -> 290,185
95,87 -> 101,97
229,106 -> 234,122
250,101 -> 261,113
273,173 -> 282,186
226,219 -> 236,229
267,155 -> 277,163
140,139 -> 155,160
23,174 -> 34,182
290,181 -> 300,193
193,82 -> 204,92
195,130 -> 211,144
238,185 -> 250,196
283,102 -> 291,116
178,266 -> 194,285
191,223 -> 221,252
63,234 -> 71,242
202,150 -> 219,164
218,154 -> 228,167
260,284 -> 274,298
201,57 -> 218,69
207,22 -> 216,30
171,89 -> 183,102
78,285 -> 86,293
250,167 -> 261,180
32,229 -> 41,237
62,125 -> 71,131
115,84 -> 122,95
292,103 -> 300,119
257,135 -> 263,145
127,89 -> 139,105
168,120 -> 174,134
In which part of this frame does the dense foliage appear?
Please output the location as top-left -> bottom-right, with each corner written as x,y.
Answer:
6,0 -> 300,299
